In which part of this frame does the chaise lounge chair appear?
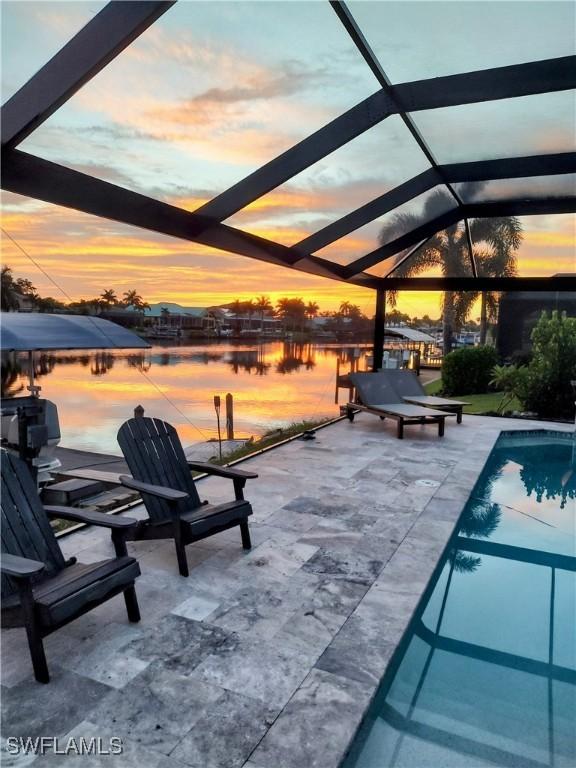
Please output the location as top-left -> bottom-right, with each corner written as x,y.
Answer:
376,370 -> 470,424
1,450 -> 141,683
117,417 -> 257,577
346,372 -> 455,439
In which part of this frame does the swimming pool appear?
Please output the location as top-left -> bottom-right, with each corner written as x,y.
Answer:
342,430 -> 576,768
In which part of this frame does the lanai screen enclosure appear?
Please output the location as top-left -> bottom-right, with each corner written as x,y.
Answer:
1,0 -> 575,368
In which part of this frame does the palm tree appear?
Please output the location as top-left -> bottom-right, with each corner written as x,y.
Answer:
338,300 -> 353,317
122,289 -> 150,311
305,301 -> 319,320
276,297 -> 306,333
254,296 -> 273,332
379,190 -> 522,352
99,288 -> 118,308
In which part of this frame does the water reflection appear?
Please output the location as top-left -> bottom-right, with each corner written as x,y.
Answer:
1,341 -> 370,453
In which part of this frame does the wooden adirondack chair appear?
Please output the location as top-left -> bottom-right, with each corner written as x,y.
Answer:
1,450 -> 141,683
117,417 -> 257,577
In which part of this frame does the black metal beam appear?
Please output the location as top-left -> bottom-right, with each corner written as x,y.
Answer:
372,288 -> 385,371
194,56 -> 575,224
1,150 -> 380,289
392,55 -> 575,112
465,199 -> 576,217
1,1 -> 175,149
295,169 -> 440,254
464,219 -> 478,278
443,152 -> 576,183
378,277 -> 576,291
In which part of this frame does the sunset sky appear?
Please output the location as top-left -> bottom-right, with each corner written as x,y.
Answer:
1,1 -> 574,318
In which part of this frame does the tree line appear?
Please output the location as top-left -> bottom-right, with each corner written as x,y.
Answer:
1,269 -> 150,313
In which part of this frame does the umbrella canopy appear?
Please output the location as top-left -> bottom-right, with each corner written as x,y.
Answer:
1,313 -> 150,352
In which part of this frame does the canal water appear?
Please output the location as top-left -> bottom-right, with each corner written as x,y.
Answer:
1,341 -> 372,454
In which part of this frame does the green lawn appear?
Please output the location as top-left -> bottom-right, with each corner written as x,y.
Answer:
424,379 -> 520,414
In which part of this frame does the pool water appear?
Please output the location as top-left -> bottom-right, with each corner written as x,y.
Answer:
343,430 -> 576,768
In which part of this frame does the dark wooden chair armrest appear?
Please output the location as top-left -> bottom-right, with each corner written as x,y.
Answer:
186,461 -> 258,480
1,553 -> 45,579
187,462 -> 257,502
44,505 -> 139,529
119,476 -> 189,502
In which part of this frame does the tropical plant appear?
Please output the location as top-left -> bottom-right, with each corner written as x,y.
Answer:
489,363 -> 528,414
254,295 -> 273,331
122,289 -> 150,311
305,301 -> 319,320
276,297 -> 306,332
99,288 -> 118,308
338,301 -> 362,319
521,311 -> 576,419
378,190 -> 522,352
459,500 -> 502,539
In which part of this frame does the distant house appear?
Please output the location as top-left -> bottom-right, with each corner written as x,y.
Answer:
144,303 -> 217,335
208,306 -> 282,336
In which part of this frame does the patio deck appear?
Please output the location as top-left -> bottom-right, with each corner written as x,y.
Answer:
2,414 -> 572,768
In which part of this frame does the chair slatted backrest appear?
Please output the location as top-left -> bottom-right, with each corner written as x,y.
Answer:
348,372 -> 402,406
1,451 -> 65,599
117,417 -> 202,524
382,370 -> 426,397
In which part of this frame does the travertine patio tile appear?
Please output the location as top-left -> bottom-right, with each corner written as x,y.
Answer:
1,668 -> 113,740
4,415 -> 567,768
207,574 -> 318,640
23,719 -> 188,768
171,690 -> 278,768
302,547 -> 384,585
89,666 -> 223,754
122,614 -> 239,675
251,669 -> 373,768
191,639 -> 315,709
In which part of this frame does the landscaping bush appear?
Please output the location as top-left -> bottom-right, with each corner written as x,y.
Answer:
441,346 -> 498,395
521,311 -> 576,419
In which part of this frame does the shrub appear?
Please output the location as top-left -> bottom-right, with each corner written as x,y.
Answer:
520,311 -> 576,419
441,346 -> 498,395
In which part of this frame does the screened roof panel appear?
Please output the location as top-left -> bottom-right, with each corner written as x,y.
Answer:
1,1 -> 575,292
410,91 -> 576,164
314,186 -> 456,265
226,115 -> 431,245
347,1 -> 576,84
475,214 -> 576,278
18,1 -> 381,205
455,175 -> 576,205
1,0 -> 108,102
